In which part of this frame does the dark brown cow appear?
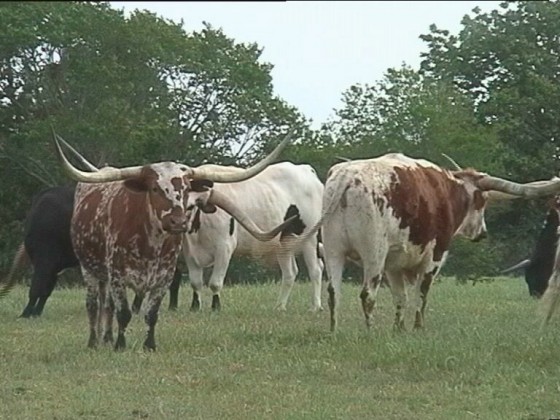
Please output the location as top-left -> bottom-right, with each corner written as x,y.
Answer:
279,153 -> 560,332
54,133 -> 293,351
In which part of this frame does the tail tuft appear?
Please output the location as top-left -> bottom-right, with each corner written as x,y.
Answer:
0,243 -> 28,299
538,276 -> 560,327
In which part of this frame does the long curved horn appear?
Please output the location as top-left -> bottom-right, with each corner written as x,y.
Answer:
441,153 -> 462,171
335,156 -> 352,163
206,189 -> 296,241
55,134 -> 99,172
500,258 -> 531,274
487,180 -> 560,202
487,191 -> 521,201
190,131 -> 293,182
477,175 -> 560,198
53,132 -> 143,183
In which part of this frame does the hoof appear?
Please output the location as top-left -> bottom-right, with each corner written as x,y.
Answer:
103,331 -> 114,344
274,303 -> 287,311
190,295 -> 201,312
143,340 -> 156,352
114,334 -> 126,351
211,295 -> 221,312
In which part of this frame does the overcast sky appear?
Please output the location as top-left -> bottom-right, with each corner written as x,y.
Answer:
111,1 -> 502,129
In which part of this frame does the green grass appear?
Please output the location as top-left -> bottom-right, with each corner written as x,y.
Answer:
1,278 -> 560,420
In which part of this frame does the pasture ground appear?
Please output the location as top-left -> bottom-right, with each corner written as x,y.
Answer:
1,277 -> 559,419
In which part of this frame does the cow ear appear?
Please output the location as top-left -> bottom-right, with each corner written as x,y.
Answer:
191,179 -> 214,192
199,203 -> 217,214
124,177 -> 149,193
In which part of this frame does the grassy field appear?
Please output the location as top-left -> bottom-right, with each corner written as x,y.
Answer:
1,277 -> 559,420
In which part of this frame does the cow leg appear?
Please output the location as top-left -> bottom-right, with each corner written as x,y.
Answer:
324,253 -> 346,332
275,255 -> 299,311
32,267 -> 60,317
359,273 -> 383,330
31,297 -> 48,318
83,272 -> 100,349
111,283 -> 132,351
357,241 -> 387,330
208,251 -> 233,312
168,268 -> 181,311
20,296 -> 40,318
414,272 -> 434,330
542,271 -> 560,325
415,257 -> 446,329
385,270 -> 408,331
143,289 -> 166,351
187,258 -> 204,311
100,282 -> 115,344
302,241 -> 324,312
20,265 -> 57,318
131,293 -> 144,314
97,281 -> 105,341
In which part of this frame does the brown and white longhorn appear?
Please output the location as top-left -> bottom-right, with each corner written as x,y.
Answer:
53,131 -> 294,351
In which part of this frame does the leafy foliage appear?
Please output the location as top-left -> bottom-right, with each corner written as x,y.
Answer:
0,2 -> 304,273
417,0 -> 560,278
323,65 -> 503,173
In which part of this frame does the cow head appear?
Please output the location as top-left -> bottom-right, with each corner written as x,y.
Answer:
443,154 -> 560,245
53,132 -> 292,236
119,162 -> 194,234
451,170 -> 489,242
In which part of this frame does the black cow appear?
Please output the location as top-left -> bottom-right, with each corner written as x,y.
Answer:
501,196 -> 560,298
0,185 -> 182,317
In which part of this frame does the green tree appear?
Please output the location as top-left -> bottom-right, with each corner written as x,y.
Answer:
419,0 -> 560,276
324,65 -> 502,172
0,2 -> 308,275
167,22 -> 309,167
420,0 -> 560,180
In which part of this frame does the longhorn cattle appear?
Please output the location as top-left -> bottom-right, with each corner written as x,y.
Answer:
182,161 -> 324,312
53,132 -> 294,351
280,153 -> 560,332
500,195 -> 560,298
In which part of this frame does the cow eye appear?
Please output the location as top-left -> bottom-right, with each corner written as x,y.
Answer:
187,204 -> 195,211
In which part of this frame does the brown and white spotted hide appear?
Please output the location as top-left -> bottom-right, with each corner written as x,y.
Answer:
72,162 -> 196,351
182,161 -> 324,312
321,153 -> 489,332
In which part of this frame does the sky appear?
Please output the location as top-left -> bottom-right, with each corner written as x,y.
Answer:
110,1 -> 502,129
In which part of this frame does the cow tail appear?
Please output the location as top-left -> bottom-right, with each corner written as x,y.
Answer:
540,271 -> 560,327
0,243 -> 29,299
277,172 -> 351,258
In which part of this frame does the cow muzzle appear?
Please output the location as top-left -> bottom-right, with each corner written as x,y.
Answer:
163,213 -> 188,234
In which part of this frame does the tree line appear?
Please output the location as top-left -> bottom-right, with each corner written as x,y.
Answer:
1,1 -> 558,284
